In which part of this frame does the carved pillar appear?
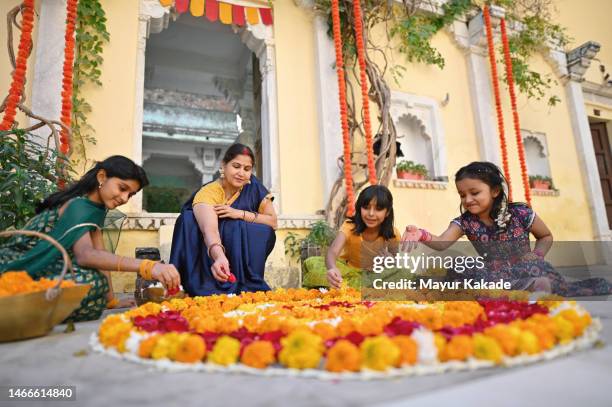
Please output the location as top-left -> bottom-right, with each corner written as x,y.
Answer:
562,42 -> 611,241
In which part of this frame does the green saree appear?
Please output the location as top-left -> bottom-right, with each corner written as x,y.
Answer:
0,197 -> 109,321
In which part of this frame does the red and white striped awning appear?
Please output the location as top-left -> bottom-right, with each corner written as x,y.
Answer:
159,0 -> 273,26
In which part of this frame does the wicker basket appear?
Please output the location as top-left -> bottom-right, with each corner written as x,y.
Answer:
0,230 -> 91,342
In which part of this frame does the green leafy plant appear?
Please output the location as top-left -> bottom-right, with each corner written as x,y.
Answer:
0,130 -> 74,230
142,186 -> 191,213
284,220 -> 336,259
72,0 -> 109,169
396,160 -> 428,176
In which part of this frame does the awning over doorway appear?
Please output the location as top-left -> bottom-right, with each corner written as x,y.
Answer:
159,0 -> 273,26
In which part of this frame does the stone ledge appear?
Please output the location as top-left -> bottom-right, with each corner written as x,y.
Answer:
393,179 -> 449,190
531,189 -> 560,197
123,213 -> 325,231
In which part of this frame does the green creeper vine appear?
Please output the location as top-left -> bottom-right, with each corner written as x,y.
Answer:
71,0 -> 109,170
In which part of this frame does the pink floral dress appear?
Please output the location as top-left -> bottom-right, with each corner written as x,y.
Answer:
451,204 -> 611,296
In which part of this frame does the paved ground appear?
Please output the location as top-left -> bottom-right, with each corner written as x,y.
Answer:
0,301 -> 611,407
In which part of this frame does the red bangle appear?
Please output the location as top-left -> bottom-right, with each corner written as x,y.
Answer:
418,228 -> 432,242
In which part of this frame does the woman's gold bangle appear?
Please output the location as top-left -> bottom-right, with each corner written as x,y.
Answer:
207,242 -> 226,259
138,259 -> 156,280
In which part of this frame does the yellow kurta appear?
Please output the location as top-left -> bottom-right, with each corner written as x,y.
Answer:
192,181 -> 272,213
339,220 -> 400,269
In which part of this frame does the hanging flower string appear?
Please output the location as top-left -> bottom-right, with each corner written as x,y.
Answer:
59,0 -> 79,157
500,18 -> 531,206
352,0 -> 376,185
331,0 -> 355,216
0,0 -> 35,131
483,5 -> 513,202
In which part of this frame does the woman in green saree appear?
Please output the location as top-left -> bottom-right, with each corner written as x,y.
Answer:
0,156 -> 180,321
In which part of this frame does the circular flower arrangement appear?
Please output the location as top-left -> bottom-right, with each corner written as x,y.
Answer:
91,288 -> 600,379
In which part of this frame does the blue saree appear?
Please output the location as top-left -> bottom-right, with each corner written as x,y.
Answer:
169,176 -> 276,296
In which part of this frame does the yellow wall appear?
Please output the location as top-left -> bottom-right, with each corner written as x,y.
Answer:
556,0 -> 612,85
77,0 -> 140,164
273,1 -> 322,215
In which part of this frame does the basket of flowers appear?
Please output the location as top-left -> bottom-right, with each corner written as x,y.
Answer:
0,230 -> 91,342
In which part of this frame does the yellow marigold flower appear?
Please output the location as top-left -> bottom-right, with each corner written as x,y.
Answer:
241,341 -> 276,369
440,335 -> 474,362
174,334 -> 206,364
242,314 -> 260,332
279,330 -> 323,370
126,302 -> 162,319
434,333 -> 447,356
138,335 -> 160,358
392,335 -> 418,366
325,340 -> 361,372
357,316 -> 385,336
98,315 -> 133,353
473,334 -> 503,363
558,309 -> 591,337
209,336 -> 241,366
312,322 -> 337,341
526,325 -> 556,351
484,325 -> 520,357
517,330 -> 540,355
360,336 -> 400,371
151,332 -> 184,360
552,315 -> 575,344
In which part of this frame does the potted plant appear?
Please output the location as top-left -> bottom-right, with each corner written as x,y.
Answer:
529,175 -> 553,190
396,160 -> 428,180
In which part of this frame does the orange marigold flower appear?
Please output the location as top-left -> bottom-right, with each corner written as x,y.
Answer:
174,334 -> 206,363
138,335 -> 160,358
357,316 -> 385,336
558,309 -> 591,337
325,340 -> 361,372
440,335 -> 474,362
337,319 -> 358,337
241,340 -> 276,369
312,322 -> 337,340
484,325 -> 520,357
392,335 -> 418,366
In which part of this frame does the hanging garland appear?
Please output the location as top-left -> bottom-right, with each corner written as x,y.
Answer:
500,17 -> 531,206
483,5 -> 513,202
331,0 -> 355,216
59,0 -> 79,157
351,0 -> 376,186
0,0 -> 35,131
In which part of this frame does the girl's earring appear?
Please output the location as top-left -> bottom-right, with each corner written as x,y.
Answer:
219,168 -> 225,179
98,182 -> 103,189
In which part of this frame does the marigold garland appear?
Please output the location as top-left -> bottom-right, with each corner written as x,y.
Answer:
351,0 -> 377,185
59,0 -> 79,157
0,0 -> 35,131
500,18 -> 531,206
331,0 -> 356,216
483,5 -> 513,201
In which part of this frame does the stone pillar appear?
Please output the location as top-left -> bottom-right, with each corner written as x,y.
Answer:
29,0 -> 65,146
563,42 -> 611,242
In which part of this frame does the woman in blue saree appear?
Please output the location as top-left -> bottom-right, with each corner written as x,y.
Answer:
170,143 -> 277,296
